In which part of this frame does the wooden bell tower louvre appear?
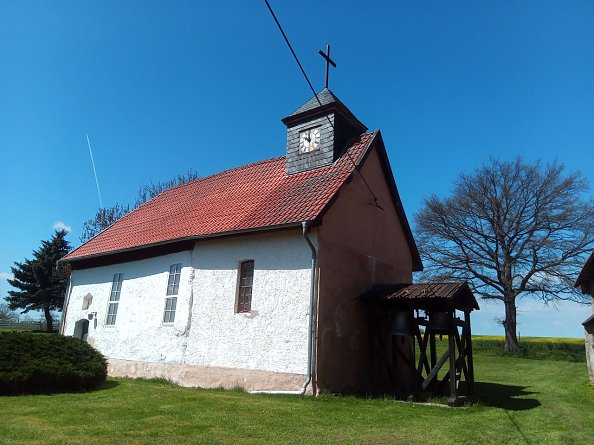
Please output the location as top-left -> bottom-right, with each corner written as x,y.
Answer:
361,283 -> 479,406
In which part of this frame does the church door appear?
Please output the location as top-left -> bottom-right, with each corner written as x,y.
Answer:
73,319 -> 90,341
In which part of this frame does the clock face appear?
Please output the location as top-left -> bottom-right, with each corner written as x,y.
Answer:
299,127 -> 321,153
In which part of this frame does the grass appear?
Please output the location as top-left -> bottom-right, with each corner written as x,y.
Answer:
0,336 -> 593,444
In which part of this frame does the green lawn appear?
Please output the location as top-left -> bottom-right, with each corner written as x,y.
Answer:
1,337 -> 593,445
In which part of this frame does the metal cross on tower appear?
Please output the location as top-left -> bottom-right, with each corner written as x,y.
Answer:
318,44 -> 337,89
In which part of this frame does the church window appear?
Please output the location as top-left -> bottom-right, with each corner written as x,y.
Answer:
163,297 -> 177,324
236,260 -> 254,313
163,264 -> 181,324
106,273 -> 123,326
167,263 -> 182,295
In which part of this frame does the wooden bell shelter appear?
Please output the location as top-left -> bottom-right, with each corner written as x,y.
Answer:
361,282 -> 479,406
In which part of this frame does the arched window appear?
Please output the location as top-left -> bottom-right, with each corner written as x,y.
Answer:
82,293 -> 93,310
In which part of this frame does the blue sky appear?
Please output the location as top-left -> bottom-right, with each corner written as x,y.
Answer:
1,1 -> 593,336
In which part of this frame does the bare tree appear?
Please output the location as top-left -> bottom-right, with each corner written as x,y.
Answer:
79,170 -> 198,243
0,303 -> 17,322
79,203 -> 130,243
415,159 -> 594,352
134,170 -> 198,208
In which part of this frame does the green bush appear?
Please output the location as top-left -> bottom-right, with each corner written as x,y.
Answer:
0,331 -> 107,395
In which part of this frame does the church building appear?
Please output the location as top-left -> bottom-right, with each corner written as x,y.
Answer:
576,250 -> 594,383
60,88 -> 423,394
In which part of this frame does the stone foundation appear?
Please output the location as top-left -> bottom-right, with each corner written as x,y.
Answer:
107,358 -> 310,392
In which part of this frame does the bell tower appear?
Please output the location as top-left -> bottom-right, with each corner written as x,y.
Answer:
282,88 -> 367,175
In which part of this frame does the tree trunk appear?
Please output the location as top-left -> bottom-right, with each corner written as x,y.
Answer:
503,298 -> 520,352
44,306 -> 53,332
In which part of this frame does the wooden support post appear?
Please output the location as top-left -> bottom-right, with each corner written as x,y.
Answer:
464,310 -> 475,398
447,311 -> 458,405
454,329 -> 470,385
410,333 -> 419,398
430,332 -> 437,369
428,332 -> 437,392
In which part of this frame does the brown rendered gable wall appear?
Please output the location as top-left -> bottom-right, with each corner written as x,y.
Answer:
316,144 -> 413,393
576,251 -> 594,295
579,255 -> 594,383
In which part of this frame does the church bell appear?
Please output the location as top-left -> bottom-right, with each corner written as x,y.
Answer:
427,311 -> 450,334
388,310 -> 413,336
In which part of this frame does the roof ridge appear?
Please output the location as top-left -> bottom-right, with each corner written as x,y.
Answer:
172,155 -> 286,191
64,132 -> 378,262
166,131 -> 375,187
133,155 -> 288,206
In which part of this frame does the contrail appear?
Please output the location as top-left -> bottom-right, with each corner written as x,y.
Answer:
86,134 -> 103,208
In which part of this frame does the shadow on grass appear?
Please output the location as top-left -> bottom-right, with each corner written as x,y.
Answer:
474,382 -> 540,411
0,379 -> 119,397
91,379 -> 120,392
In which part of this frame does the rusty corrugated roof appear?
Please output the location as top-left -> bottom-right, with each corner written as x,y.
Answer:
361,282 -> 479,311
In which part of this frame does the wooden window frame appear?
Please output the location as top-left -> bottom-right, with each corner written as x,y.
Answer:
236,260 -> 254,313
105,273 -> 123,326
163,264 -> 181,324
166,263 -> 182,296
163,296 -> 177,324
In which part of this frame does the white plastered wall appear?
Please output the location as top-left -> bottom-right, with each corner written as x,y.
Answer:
63,250 -> 194,363
63,228 -> 314,377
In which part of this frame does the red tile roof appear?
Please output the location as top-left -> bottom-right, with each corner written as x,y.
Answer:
65,132 -> 377,261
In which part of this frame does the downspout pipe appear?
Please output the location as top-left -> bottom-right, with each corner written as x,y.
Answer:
251,221 -> 319,396
300,220 -> 319,395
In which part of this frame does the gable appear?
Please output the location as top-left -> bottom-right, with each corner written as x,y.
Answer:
318,137 -> 421,278
576,250 -> 594,294
362,133 -> 422,272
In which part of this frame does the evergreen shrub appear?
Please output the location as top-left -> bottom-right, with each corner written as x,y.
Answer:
0,331 -> 107,395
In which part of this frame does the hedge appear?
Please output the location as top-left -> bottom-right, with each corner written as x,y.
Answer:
0,331 -> 107,395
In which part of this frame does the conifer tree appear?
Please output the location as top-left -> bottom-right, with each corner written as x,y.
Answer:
7,230 -> 71,331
